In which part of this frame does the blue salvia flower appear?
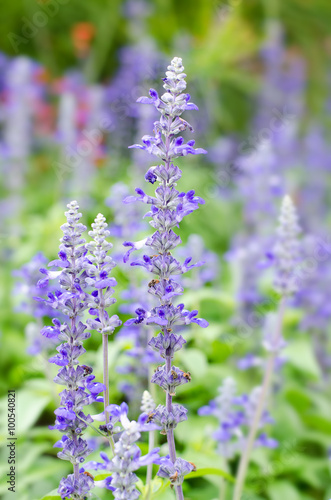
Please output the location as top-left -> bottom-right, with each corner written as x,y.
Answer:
85,213 -> 121,443
109,405 -> 160,499
14,253 -> 53,318
233,197 -> 300,500
198,378 -> 277,459
106,182 -> 145,241
84,403 -> 160,498
156,456 -> 196,488
58,472 -> 94,500
85,213 -> 121,335
106,181 -> 161,406
123,57 -> 208,499
37,201 -> 105,499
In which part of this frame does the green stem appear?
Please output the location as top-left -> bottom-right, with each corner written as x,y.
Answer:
146,328 -> 156,496
232,298 -> 285,500
219,458 -> 229,500
99,290 -> 115,453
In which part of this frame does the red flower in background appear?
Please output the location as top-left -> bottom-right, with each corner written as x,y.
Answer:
71,22 -> 95,58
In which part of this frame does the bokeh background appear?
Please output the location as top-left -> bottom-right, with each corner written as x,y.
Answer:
1,0 -> 331,499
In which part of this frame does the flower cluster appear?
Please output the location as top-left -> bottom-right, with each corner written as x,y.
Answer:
199,378 -> 277,459
123,57 -> 208,498
84,403 -> 160,499
85,213 -> 121,335
156,457 -> 196,488
37,201 -> 119,499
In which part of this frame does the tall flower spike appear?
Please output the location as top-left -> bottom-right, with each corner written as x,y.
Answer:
85,213 -> 121,336
123,57 -> 208,500
273,195 -> 301,295
85,213 -> 121,446
37,201 -> 105,499
233,197 -> 300,500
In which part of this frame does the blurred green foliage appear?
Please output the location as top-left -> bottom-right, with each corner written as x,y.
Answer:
0,1 -> 331,499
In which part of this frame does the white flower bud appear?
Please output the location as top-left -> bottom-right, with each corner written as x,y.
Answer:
140,390 -> 156,413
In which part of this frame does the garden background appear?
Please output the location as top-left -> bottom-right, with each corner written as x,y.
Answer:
1,0 -> 331,499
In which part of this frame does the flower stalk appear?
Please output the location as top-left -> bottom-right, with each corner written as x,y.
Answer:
233,195 -> 300,500
85,213 -> 121,452
37,201 -> 105,499
123,56 -> 208,499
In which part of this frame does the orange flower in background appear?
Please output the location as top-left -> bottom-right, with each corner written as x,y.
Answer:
71,22 -> 95,57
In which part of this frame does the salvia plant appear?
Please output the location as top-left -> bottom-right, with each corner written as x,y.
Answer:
198,377 -> 277,460
84,401 -> 160,499
36,201 -> 121,499
199,377 -> 277,499
106,181 -> 161,406
122,56 -> 208,499
24,54 -> 309,500
233,194 -> 301,500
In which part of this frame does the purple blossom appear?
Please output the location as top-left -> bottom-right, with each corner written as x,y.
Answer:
105,182 -> 146,242
13,253 -> 62,355
124,57 -> 208,498
237,353 -> 263,371
156,456 -> 196,486
58,473 -> 94,500
149,404 -> 188,435
151,365 -> 191,396
37,201 -> 105,498
84,404 -> 160,499
198,378 -> 278,459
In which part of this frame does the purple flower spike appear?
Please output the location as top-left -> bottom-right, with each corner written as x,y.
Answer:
124,57 -> 209,497
36,201 -> 97,498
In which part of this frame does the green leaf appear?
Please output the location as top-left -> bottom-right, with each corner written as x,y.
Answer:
185,467 -> 235,482
178,348 -> 208,378
268,481 -> 301,500
284,339 -> 321,379
93,473 -> 112,481
301,414 -> 331,435
138,477 -> 164,498
17,389 -> 52,434
285,387 -> 312,412
40,490 -> 61,500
